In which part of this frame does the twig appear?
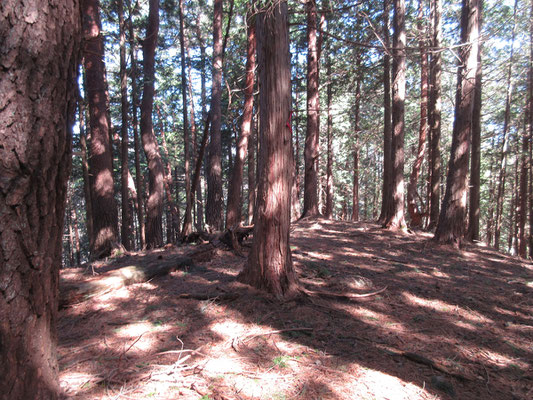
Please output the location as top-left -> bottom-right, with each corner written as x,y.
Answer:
119,332 -> 147,361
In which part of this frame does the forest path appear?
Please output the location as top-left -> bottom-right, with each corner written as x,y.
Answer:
58,219 -> 532,400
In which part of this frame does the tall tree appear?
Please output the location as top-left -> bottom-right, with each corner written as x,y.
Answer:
206,0 -> 224,231
118,0 -> 132,250
427,0 -> 442,230
82,0 -> 119,257
382,0 -> 407,229
407,0 -> 429,229
352,56 -> 362,222
226,5 -> 256,228
0,0 -> 80,396
141,0 -> 165,248
324,15 -> 334,219
434,0 -> 480,245
378,0 -> 392,224
302,0 -> 321,218
238,0 -> 298,299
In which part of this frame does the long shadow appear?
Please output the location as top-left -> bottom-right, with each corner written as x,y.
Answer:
57,219 -> 532,399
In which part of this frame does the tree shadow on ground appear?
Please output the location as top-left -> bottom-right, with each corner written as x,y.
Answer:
58,219 -> 532,399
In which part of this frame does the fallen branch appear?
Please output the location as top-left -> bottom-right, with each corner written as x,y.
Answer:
302,285 -> 387,301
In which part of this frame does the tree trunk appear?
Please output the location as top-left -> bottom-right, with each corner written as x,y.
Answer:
494,0 -> 518,250
434,0 -> 480,245
206,0 -> 224,231
226,7 -> 256,228
128,7 -> 145,249
407,0 -> 428,229
291,92 -> 301,222
325,20 -> 334,219
427,0 -> 442,231
238,1 -> 298,299
141,0 -> 165,248
382,0 -> 407,230
378,0 -> 392,224
118,0 -> 132,250
82,0 -> 119,258
352,63 -> 362,222
302,0 -> 321,218
467,23 -> 483,242
248,113 -> 257,225
72,198 -> 82,265
78,94 -> 94,247
527,0 -> 533,258
0,0 -> 80,396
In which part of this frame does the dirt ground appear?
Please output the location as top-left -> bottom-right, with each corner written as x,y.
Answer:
58,219 -> 533,400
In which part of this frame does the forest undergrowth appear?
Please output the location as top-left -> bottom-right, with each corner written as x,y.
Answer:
58,219 -> 532,400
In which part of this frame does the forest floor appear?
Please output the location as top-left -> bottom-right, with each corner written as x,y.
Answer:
58,219 -> 533,400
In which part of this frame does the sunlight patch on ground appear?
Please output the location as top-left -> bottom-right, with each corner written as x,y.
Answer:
350,307 -> 405,331
210,320 -> 248,338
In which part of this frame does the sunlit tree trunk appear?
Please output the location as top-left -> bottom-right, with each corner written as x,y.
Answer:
248,113 -> 257,225
141,0 -> 165,248
239,1 -> 298,299
434,0 -> 480,245
382,0 -> 407,229
0,0 -> 80,395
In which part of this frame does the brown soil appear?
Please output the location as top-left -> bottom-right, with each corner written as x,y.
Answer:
58,219 -> 533,400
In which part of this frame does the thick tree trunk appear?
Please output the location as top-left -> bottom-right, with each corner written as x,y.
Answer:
434,0 -> 480,245
427,0 -> 442,231
302,0 -> 321,218
206,0 -> 224,231
141,0 -> 165,248
527,1 -> 533,258
382,0 -> 407,230
0,0 -> 80,396
226,9 -> 256,228
467,29 -> 483,242
128,10 -> 145,249
494,0 -> 518,250
407,0 -> 428,229
378,0 -> 392,224
238,1 -> 298,299
82,0 -> 119,258
118,0 -> 132,250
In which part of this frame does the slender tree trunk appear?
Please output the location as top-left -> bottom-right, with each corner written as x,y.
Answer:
141,0 -> 165,248
82,0 -> 119,258
226,8 -> 256,228
291,91 -> 301,222
434,0 -> 480,245
383,0 -> 407,229
128,7 -> 145,249
118,0 -> 132,250
0,0 -> 80,395
378,0 -> 392,224
302,0 -> 321,218
206,0 -> 224,231
494,0 -> 518,250
427,0 -> 442,230
72,198 -> 82,265
467,18 -> 483,242
238,1 -> 298,299
352,63 -> 362,222
407,0 -> 429,229
325,20 -> 334,219
78,94 -> 94,247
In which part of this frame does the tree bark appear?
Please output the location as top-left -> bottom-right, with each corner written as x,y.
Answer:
427,0 -> 442,231
382,0 -> 407,230
527,0 -> 533,258
206,0 -> 224,231
238,1 -> 298,299
226,7 -> 256,228
78,94 -> 94,247
325,18 -> 334,219
302,0 -> 321,218
0,0 -> 80,396
378,0 -> 392,224
248,113 -> 257,225
141,0 -> 165,248
82,0 -> 119,258
434,0 -> 480,245
407,0 -> 428,229
118,0 -> 132,250
352,61 -> 362,222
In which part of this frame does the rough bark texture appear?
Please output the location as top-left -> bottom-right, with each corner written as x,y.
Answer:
118,0 -> 132,250
238,1 -> 298,299
382,0 -> 407,230
141,0 -> 165,248
378,0 -> 392,224
206,0 -> 224,231
434,0 -> 480,245
427,0 -> 442,231
79,97 -> 94,246
467,22 -> 483,242
226,10 -> 256,229
407,0 -> 428,229
528,0 -> 533,258
82,0 -> 119,258
302,0 -> 321,218
325,26 -> 334,219
248,114 -> 257,225
0,0 -> 80,397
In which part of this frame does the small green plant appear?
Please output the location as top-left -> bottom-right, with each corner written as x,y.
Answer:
272,355 -> 291,368
198,396 -> 212,400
